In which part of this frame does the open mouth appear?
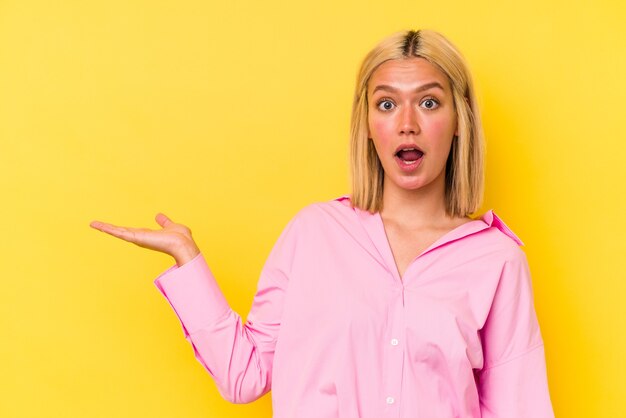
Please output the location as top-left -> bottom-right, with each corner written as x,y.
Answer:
395,147 -> 424,163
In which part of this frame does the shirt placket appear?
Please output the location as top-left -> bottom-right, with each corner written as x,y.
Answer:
382,283 -> 405,417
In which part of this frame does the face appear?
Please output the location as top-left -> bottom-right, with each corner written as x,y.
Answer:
367,57 -> 458,196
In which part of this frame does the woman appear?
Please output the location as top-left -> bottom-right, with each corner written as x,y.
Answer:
90,29 -> 555,417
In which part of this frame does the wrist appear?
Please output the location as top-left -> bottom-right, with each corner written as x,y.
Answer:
173,242 -> 201,267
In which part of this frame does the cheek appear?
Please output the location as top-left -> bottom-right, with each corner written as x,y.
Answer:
369,115 -> 394,140
425,116 -> 457,146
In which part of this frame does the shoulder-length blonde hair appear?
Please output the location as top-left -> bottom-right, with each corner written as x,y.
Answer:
349,29 -> 484,218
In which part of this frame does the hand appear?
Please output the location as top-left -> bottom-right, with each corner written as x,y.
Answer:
89,213 -> 201,266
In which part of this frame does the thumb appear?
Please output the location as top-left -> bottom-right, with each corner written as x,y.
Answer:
155,213 -> 174,228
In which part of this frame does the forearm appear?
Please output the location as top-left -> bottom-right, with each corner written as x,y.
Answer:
154,252 -> 273,404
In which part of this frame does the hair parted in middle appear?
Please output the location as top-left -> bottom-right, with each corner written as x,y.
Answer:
349,29 -> 484,218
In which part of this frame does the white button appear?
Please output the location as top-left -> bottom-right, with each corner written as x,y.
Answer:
386,396 -> 395,404
390,338 -> 399,346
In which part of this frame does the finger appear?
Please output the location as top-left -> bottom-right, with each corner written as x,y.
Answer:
91,220 -> 124,233
155,213 -> 174,228
91,222 -> 140,242
90,220 -> 115,231
106,227 -> 133,241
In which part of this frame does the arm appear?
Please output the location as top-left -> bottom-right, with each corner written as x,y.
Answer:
154,215 -> 300,404
476,250 -> 555,417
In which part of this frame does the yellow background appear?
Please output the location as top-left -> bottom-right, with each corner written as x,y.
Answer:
1,0 -> 624,416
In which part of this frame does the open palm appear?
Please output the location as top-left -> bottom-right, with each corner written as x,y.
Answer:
90,213 -> 200,265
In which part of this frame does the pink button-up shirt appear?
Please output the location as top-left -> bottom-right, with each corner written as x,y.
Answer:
154,195 -> 554,417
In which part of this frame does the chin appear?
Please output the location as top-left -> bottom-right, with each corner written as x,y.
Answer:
393,178 -> 429,191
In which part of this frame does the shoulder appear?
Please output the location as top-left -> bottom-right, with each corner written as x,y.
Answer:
267,195 -> 357,250
290,194 -> 356,226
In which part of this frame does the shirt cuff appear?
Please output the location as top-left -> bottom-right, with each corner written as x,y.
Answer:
153,252 -> 232,336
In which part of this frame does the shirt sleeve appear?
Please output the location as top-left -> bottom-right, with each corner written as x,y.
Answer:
153,214 -> 301,404
476,249 -> 555,417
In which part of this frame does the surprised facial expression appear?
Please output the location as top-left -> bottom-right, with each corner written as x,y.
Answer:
367,57 -> 458,194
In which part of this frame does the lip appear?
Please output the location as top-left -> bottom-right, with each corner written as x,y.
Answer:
393,142 -> 425,173
394,142 -> 425,156
394,154 -> 423,172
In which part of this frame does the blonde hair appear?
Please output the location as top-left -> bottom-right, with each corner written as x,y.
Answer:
349,29 -> 484,217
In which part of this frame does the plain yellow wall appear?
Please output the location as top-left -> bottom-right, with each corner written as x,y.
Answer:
2,0 -> 625,416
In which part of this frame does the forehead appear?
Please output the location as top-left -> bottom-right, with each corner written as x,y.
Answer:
368,57 -> 450,92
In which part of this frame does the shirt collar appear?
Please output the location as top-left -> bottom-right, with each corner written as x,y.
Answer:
333,194 -> 523,259
479,209 -> 524,246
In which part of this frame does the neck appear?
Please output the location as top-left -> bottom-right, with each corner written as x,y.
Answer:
380,173 -> 452,229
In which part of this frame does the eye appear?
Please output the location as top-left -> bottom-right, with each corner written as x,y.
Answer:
376,99 -> 395,112
420,98 -> 439,110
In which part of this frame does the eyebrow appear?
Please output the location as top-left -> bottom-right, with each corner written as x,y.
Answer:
371,82 -> 445,95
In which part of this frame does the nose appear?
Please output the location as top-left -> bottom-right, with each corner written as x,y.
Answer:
398,105 -> 420,136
